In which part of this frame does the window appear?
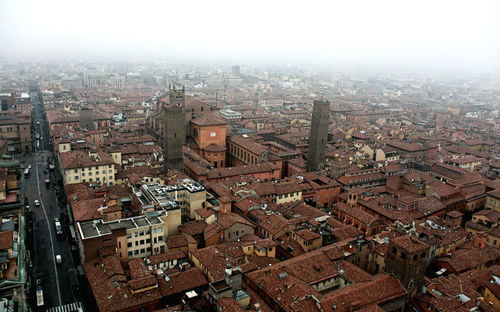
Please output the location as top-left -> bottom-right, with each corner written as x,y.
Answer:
210,132 -> 216,137
140,248 -> 145,253
135,232 -> 138,237
140,231 -> 144,236
127,242 -> 132,248
140,240 -> 144,245
158,228 -> 163,233
128,251 -> 133,256
126,233 -> 131,238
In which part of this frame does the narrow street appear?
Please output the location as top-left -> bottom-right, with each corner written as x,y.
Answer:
25,91 -> 81,310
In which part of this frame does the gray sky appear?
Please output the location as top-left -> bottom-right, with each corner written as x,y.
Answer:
1,0 -> 498,71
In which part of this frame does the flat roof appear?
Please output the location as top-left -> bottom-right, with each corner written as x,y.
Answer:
78,210 -> 168,239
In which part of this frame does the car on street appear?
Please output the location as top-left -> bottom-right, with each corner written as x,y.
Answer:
28,165 -> 32,169
55,254 -> 62,264
34,200 -> 40,206
54,218 -> 63,238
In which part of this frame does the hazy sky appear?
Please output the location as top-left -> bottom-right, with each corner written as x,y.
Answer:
1,0 -> 498,71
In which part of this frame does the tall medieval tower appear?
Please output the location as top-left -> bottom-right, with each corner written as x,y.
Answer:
163,85 -> 186,173
307,99 -> 330,172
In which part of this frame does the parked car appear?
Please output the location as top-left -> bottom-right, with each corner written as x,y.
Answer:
55,255 -> 62,264
34,200 -> 40,207
54,218 -> 63,238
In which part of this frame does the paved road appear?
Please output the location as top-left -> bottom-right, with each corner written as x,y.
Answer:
25,91 -> 80,309
30,92 -> 51,152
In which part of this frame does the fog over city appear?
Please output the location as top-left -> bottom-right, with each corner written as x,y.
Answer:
2,1 -> 500,312
1,0 -> 499,71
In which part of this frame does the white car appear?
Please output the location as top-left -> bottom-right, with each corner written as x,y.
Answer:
55,255 -> 62,264
28,165 -> 32,169
34,200 -> 40,206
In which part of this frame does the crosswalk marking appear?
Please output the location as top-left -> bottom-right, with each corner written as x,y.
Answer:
46,301 -> 83,312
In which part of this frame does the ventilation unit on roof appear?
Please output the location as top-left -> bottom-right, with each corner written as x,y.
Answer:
278,272 -> 288,280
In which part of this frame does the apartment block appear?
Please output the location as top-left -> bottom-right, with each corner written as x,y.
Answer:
59,150 -> 116,185
135,181 -> 206,221
76,210 -> 172,263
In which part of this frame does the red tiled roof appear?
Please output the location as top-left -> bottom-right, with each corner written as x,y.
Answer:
158,267 -> 207,297
227,135 -> 268,155
203,143 -> 226,152
321,274 -> 407,311
0,230 -> 13,250
295,229 -> 321,241
190,115 -> 227,126
391,235 -> 429,254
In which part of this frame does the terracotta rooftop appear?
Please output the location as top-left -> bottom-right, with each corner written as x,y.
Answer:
0,230 -> 13,250
190,115 -> 227,126
390,235 -> 429,254
295,229 -> 321,241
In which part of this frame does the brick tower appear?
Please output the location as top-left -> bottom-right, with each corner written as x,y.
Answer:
307,99 -> 330,172
385,235 -> 430,298
163,85 -> 186,173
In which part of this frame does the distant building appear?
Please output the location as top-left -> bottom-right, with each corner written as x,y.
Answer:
83,69 -> 123,88
220,109 -> 242,121
307,100 -> 330,172
163,86 -> 186,173
231,65 -> 240,76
